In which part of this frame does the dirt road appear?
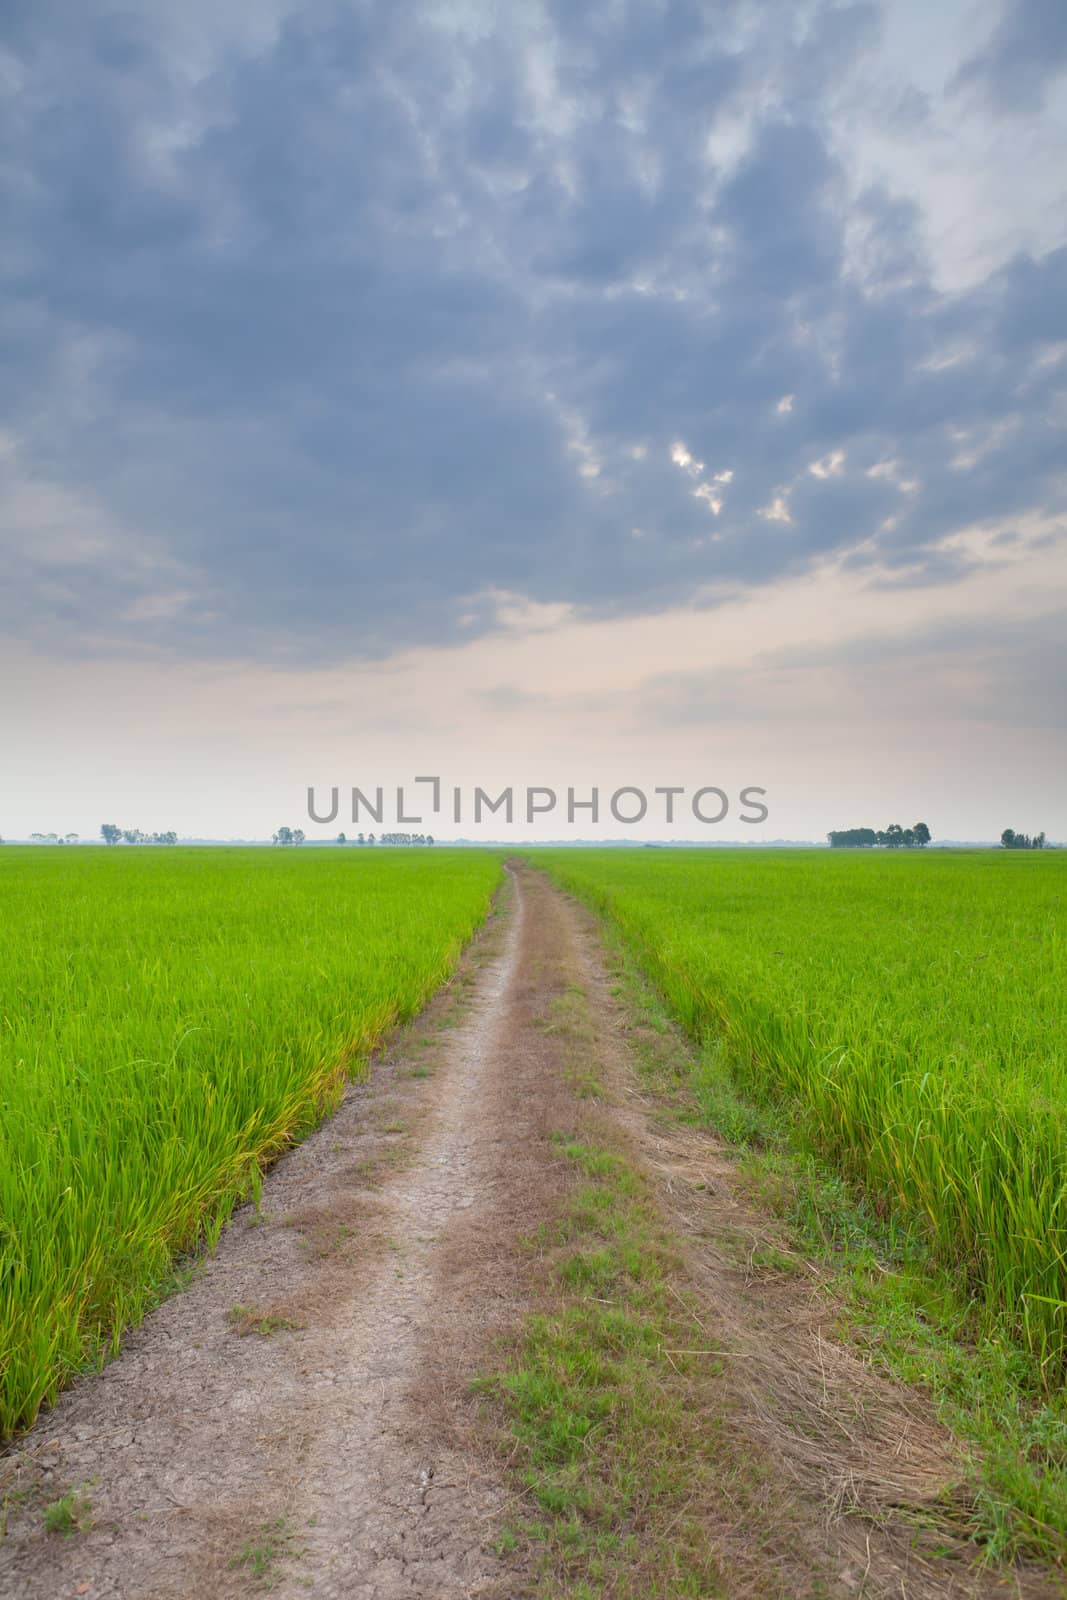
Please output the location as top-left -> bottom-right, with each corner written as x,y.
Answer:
0,867 -> 1058,1599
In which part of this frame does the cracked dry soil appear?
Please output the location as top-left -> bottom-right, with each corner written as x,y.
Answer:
0,865 -> 1061,1600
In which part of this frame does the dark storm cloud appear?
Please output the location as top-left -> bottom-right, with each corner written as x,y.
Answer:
0,0 -> 1064,662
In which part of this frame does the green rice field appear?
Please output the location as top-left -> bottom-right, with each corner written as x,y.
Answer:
536,848 -> 1067,1377
4,839 -> 1065,1472
0,847 -> 501,1437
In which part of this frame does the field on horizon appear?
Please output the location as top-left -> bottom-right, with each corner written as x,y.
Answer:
535,847 -> 1067,1376
0,846 -> 501,1437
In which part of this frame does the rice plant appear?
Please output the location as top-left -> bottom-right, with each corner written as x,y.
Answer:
0,846 -> 500,1437
536,848 -> 1067,1377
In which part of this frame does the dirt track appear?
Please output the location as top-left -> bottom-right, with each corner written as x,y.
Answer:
0,867 -> 1059,1599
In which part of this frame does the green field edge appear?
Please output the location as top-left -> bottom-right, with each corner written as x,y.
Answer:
528,862 -> 1067,1572
0,861 -> 506,1446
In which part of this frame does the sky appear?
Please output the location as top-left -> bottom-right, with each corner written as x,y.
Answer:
2,0 -> 1065,843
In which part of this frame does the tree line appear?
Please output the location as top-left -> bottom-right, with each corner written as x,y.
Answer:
828,822 -> 931,849
273,828 -> 435,846
334,831 -> 435,846
1001,829 -> 1046,850
101,825 -> 179,845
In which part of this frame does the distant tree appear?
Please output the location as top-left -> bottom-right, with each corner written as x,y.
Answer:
1001,828 -> 1046,850
336,831 -> 347,844
293,828 -> 306,845
65,832 -> 79,844
426,834 -> 434,846
30,832 -> 44,842
101,823 -> 122,846
273,826 -> 294,845
357,832 -> 365,846
830,822 -> 930,849
367,832 -> 376,845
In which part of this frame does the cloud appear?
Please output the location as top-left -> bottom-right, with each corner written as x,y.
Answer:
633,603 -> 1067,734
0,0 -> 1064,666
954,0 -> 1067,112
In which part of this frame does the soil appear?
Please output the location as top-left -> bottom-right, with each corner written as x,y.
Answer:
0,866 -> 1060,1600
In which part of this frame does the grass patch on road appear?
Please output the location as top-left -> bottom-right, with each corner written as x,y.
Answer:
42,1487 -> 93,1536
228,1516 -> 297,1585
480,1129 -> 750,1599
225,1304 -> 302,1339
